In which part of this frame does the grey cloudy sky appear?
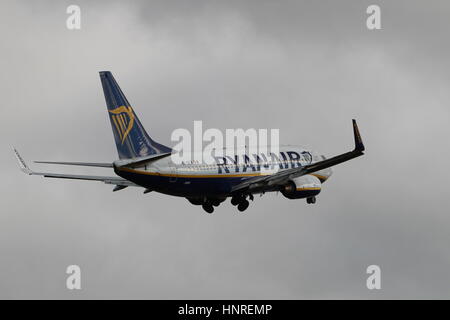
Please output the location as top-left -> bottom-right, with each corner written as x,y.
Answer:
1,0 -> 450,299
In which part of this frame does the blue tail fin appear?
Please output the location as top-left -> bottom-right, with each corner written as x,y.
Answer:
99,71 -> 172,159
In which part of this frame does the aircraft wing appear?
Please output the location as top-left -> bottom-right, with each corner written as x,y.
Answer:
34,160 -> 113,168
231,119 -> 365,193
34,152 -> 172,168
13,148 -> 138,187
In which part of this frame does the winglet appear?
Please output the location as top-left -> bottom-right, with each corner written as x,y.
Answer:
13,148 -> 33,175
352,119 -> 365,152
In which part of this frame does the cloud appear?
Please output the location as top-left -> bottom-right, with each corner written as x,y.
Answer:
1,0 -> 449,298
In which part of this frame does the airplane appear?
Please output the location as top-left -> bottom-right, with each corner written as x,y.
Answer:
14,71 -> 365,213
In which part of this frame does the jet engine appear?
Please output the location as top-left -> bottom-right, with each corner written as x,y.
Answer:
281,175 -> 321,199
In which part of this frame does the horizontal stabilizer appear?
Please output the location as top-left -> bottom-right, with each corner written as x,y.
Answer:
113,152 -> 171,167
113,185 -> 128,192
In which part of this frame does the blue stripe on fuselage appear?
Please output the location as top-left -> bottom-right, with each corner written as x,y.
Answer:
116,168 -> 247,197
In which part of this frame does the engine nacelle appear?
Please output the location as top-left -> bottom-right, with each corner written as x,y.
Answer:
281,175 -> 321,199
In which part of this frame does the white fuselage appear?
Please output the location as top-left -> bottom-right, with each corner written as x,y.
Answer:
114,145 -> 333,198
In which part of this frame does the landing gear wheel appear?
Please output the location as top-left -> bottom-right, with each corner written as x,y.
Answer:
306,197 -> 316,204
231,197 -> 241,206
237,200 -> 249,212
202,204 -> 214,213
212,200 -> 221,207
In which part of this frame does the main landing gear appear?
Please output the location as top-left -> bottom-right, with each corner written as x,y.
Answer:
188,195 -> 253,213
237,200 -> 249,212
231,194 -> 253,212
202,203 -> 214,214
306,196 -> 316,204
201,199 -> 222,214
187,197 -> 226,214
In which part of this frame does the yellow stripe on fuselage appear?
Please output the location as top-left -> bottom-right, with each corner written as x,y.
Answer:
118,167 -> 329,181
118,167 -> 271,178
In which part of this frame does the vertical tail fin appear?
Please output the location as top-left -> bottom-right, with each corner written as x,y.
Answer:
99,71 -> 171,159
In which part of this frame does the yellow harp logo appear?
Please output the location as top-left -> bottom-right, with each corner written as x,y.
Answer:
109,106 -> 135,144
